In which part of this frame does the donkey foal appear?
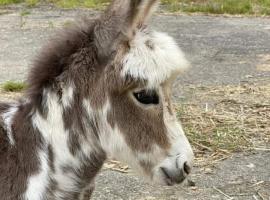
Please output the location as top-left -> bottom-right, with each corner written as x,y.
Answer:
0,0 -> 194,199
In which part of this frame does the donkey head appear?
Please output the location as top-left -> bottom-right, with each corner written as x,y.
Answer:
85,0 -> 194,186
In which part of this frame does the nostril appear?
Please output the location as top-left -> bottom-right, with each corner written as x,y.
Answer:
183,162 -> 191,175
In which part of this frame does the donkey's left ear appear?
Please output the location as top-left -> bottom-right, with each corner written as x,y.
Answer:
103,0 -> 159,36
128,0 -> 160,31
94,0 -> 159,62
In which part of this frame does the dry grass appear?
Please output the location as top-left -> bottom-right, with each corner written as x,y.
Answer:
0,88 -> 22,102
177,81 -> 270,166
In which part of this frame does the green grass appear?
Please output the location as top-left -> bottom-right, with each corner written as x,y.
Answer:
0,0 -> 270,15
50,0 -> 109,9
52,0 -> 270,15
1,81 -> 27,92
162,0 -> 270,15
25,0 -> 38,7
0,0 -> 38,6
0,0 -> 22,5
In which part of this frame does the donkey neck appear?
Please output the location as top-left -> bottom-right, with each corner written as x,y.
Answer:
27,86 -> 107,199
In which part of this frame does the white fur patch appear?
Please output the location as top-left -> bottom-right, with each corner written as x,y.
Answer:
164,88 -> 194,164
100,124 -> 147,175
32,90 -> 77,166
165,118 -> 194,165
24,150 -> 50,200
122,30 -> 190,88
31,90 -> 82,198
85,101 -> 139,170
152,98 -> 194,184
151,120 -> 194,185
62,85 -> 74,108
93,101 -> 164,179
2,105 -> 18,145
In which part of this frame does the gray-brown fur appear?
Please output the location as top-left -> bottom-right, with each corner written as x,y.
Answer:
0,104 -> 42,200
0,102 -> 9,113
107,84 -> 170,152
0,14 -> 109,200
0,0 -> 193,199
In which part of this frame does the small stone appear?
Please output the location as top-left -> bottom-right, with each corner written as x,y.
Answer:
204,168 -> 213,174
247,163 -> 255,168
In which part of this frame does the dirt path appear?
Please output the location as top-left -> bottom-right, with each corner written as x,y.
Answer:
92,152 -> 270,200
0,5 -> 269,200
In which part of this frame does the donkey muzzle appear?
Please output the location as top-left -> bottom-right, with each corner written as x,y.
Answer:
158,154 -> 193,186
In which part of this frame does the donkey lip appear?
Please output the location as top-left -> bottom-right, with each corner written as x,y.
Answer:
160,167 -> 186,186
160,167 -> 176,186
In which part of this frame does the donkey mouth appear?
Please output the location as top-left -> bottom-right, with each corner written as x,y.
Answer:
160,167 -> 187,186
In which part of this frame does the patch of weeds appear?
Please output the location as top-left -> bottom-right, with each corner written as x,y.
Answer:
1,0 -> 269,15
25,0 -> 37,7
257,0 -> 270,15
53,0 -> 79,8
0,0 -> 22,6
1,0 -> 37,6
161,0 -> 270,15
49,0 -> 108,9
2,81 -> 27,92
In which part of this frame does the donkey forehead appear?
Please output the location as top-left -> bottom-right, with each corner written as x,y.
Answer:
121,30 -> 189,88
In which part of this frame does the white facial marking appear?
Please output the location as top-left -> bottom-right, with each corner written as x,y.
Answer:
91,101 -> 165,180
86,101 -> 141,171
100,125 -> 137,166
165,115 -> 194,165
84,100 -> 125,158
122,30 -> 190,88
24,150 -> 50,200
152,92 -> 194,184
2,105 -> 18,145
82,99 -> 106,154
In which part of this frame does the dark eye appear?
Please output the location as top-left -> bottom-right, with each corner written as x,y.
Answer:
133,90 -> 159,105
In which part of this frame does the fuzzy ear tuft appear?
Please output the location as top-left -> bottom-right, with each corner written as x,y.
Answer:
94,0 -> 159,61
103,0 -> 159,36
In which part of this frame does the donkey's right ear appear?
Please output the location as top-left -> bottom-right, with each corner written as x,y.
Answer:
94,0 -> 159,62
106,0 -> 159,35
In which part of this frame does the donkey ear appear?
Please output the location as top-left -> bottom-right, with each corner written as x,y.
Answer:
94,0 -> 159,62
107,0 -> 159,34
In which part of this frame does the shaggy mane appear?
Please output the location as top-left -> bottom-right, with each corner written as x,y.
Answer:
26,20 -> 96,108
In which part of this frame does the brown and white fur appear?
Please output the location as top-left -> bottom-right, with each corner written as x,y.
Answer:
0,0 -> 194,199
